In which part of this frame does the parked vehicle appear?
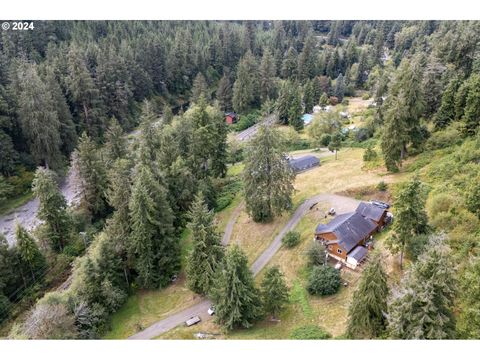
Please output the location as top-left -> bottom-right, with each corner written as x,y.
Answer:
207,306 -> 215,316
328,208 -> 336,216
185,316 -> 201,327
369,200 -> 390,209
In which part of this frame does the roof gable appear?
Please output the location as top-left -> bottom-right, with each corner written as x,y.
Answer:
355,202 -> 386,222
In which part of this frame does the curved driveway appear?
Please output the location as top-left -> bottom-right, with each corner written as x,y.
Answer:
129,193 -> 360,339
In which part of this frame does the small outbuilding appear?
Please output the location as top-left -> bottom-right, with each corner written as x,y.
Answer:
225,112 -> 238,125
288,155 -> 320,173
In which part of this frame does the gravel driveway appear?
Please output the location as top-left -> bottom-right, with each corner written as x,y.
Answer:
129,193 -> 360,340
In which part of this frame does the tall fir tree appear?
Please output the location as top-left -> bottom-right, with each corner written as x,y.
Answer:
32,168 -> 72,252
281,47 -> 298,79
334,73 -> 345,102
243,125 -> 295,222
260,266 -> 289,318
211,245 -> 263,330
128,162 -> 179,289
457,256 -> 480,338
15,223 -> 46,283
435,77 -> 461,129
259,49 -> 277,103
104,117 -> 127,165
71,132 -> 108,220
191,73 -> 209,103
186,193 -> 225,295
386,175 -> 429,269
463,73 -> 480,136
347,254 -> 389,339
232,51 -> 259,113
388,235 -> 456,339
216,74 -> 233,112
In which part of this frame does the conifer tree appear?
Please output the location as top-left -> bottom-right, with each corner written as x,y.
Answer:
435,77 -> 461,129
303,80 -> 315,114
15,223 -> 46,282
276,81 -> 292,125
104,117 -> 127,165
387,235 -> 456,339
334,73 -> 345,102
71,132 -> 108,220
347,254 -> 388,339
281,47 -> 298,79
216,74 -> 233,112
386,175 -> 428,269
211,245 -> 262,330
243,125 -> 295,222
128,163 -> 179,289
260,266 -> 289,318
319,92 -> 329,107
232,51 -> 259,113
328,132 -> 342,160
162,104 -> 174,124
289,88 -> 304,131
16,62 -> 62,169
191,73 -> 209,103
259,49 -> 277,103
32,168 -> 72,252
186,194 -> 225,295
297,35 -> 317,81
463,73 -> 480,136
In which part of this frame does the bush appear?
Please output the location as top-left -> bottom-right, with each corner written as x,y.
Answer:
320,133 -> 332,147
376,181 -> 388,192
362,93 -> 371,100
307,266 -> 341,296
363,146 -> 378,162
234,111 -> 260,131
282,231 -> 301,248
290,325 -> 331,339
426,124 -> 462,150
307,241 -> 327,267
214,178 -> 242,212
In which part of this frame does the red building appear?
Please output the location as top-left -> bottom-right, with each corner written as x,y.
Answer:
225,112 -> 238,125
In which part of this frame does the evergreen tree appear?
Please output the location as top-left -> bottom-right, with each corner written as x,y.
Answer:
32,168 -> 72,252
319,92 -> 329,107
260,266 -> 289,318
303,80 -> 315,114
232,51 -> 259,113
347,254 -> 388,339
355,50 -> 369,88
191,73 -> 209,103
216,74 -> 232,112
386,175 -> 428,269
281,47 -> 298,79
289,88 -> 304,131
243,125 -> 295,222
129,163 -> 179,289
463,73 -> 480,136
16,62 -> 62,169
259,49 -> 277,102
435,77 -> 461,129
104,117 -> 127,165
297,35 -> 317,81
186,194 -> 225,295
211,245 -> 262,330
388,235 -> 456,339
66,46 -> 105,139
276,81 -> 292,125
71,132 -> 108,220
162,104 -> 174,124
334,74 -> 345,102
15,223 -> 46,283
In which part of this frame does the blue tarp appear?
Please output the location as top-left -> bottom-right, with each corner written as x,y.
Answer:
302,114 -> 313,124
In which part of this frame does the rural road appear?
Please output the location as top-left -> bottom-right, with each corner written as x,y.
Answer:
235,114 -> 276,142
0,167 -> 81,245
129,193 -> 360,340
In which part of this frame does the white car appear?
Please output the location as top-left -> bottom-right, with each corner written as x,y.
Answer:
207,306 -> 215,316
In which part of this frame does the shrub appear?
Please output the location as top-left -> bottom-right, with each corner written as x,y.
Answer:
376,181 -> 388,192
363,146 -> 378,162
307,266 -> 341,296
290,325 -> 331,339
234,111 -> 260,131
426,124 -> 462,150
362,93 -> 371,100
307,241 -> 327,267
282,231 -> 301,248
320,133 -> 332,147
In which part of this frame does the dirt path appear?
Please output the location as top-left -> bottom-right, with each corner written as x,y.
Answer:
129,193 -> 359,340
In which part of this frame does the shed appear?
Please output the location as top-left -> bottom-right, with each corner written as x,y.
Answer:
346,246 -> 368,268
288,155 -> 320,173
225,112 -> 238,125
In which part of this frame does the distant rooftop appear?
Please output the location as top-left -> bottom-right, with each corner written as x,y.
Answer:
288,155 -> 320,173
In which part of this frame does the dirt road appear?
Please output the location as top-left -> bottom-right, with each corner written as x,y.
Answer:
129,193 -> 360,340
235,114 -> 276,142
